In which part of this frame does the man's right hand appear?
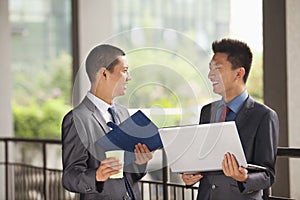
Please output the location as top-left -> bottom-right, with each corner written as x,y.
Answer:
181,173 -> 203,186
96,157 -> 122,182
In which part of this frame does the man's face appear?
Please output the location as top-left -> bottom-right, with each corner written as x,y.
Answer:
107,56 -> 131,98
208,53 -> 239,97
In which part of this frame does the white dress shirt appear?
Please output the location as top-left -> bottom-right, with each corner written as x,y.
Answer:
86,92 -> 114,123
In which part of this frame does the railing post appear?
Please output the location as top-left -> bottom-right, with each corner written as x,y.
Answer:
162,150 -> 169,200
43,142 -> 47,200
4,139 -> 8,200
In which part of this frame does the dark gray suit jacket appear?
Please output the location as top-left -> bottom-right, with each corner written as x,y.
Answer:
197,96 -> 279,200
62,97 -> 147,200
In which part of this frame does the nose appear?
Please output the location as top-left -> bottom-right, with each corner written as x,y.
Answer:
208,69 -> 214,80
126,71 -> 132,81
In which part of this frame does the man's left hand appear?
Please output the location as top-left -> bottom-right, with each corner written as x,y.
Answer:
222,152 -> 248,182
134,143 -> 153,165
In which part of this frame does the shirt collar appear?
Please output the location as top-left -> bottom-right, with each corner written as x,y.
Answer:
86,92 -> 114,114
220,90 -> 248,114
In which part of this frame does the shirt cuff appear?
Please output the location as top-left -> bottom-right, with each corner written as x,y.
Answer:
96,181 -> 104,192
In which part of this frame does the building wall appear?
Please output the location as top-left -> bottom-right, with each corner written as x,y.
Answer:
286,0 -> 300,199
264,0 -> 300,199
0,1 -> 13,199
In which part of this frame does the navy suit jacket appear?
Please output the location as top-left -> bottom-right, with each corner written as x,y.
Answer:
197,96 -> 279,200
62,97 -> 146,200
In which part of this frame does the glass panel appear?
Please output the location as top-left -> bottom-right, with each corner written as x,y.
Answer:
112,0 -> 263,126
9,0 -> 72,139
112,0 -> 263,186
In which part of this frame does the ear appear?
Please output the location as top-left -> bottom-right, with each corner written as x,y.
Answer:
98,67 -> 107,79
236,67 -> 245,79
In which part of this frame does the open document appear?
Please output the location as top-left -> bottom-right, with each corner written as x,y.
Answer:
96,110 -> 163,153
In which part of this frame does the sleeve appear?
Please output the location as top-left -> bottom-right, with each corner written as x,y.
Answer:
61,111 -> 100,193
199,104 -> 212,124
241,109 -> 279,194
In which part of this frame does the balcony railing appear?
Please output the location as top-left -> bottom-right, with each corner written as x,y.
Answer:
0,137 -> 299,200
0,138 -> 199,200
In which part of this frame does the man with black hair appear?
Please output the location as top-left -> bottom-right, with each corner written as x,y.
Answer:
181,39 -> 279,200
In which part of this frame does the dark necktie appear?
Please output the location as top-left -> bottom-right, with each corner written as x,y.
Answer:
219,105 -> 230,122
108,107 -> 121,124
107,107 -> 134,200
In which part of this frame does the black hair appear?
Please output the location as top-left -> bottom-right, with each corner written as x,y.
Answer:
212,38 -> 253,83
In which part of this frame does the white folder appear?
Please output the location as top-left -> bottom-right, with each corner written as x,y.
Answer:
159,121 -> 265,173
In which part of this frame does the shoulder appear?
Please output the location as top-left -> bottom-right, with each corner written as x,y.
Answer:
62,97 -> 94,124
248,96 -> 277,116
199,100 -> 220,124
114,103 -> 128,111
201,100 -> 220,111
244,96 -> 279,123
114,103 -> 130,119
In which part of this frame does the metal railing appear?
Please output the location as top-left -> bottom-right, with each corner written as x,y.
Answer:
0,137 -> 299,200
0,137 -> 198,200
0,138 -> 76,200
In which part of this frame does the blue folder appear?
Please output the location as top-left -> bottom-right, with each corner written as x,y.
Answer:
96,110 -> 163,153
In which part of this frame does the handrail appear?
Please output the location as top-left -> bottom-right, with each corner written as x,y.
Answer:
1,137 -> 299,157
0,137 -> 61,144
277,147 -> 300,158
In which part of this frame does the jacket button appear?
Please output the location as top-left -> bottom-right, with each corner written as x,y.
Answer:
211,184 -> 216,190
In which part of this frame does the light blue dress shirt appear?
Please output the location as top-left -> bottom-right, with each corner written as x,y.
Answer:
215,90 -> 249,122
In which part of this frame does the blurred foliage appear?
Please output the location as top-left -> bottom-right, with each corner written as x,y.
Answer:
247,52 -> 263,102
118,48 -> 209,103
13,99 -> 71,138
13,51 -> 72,105
117,47 -> 263,126
13,52 -> 72,139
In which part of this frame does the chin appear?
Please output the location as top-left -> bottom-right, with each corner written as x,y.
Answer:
119,91 -> 126,96
213,88 -> 223,96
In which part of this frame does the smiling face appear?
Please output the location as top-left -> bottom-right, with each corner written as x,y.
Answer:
208,52 -> 245,102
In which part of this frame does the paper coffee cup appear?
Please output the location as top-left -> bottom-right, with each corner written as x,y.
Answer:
105,150 -> 124,179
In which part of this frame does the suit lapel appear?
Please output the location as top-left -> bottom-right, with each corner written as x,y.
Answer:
235,96 -> 255,129
82,97 -> 110,134
92,109 -> 111,134
82,96 -> 129,134
210,101 -> 219,123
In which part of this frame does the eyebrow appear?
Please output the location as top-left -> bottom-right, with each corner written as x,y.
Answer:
122,65 -> 129,70
210,62 -> 222,66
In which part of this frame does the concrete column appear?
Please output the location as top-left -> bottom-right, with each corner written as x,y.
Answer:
263,0 -> 289,197
264,0 -> 300,199
0,0 -> 13,136
286,1 -> 300,199
0,0 -> 13,199
72,0 -> 114,106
